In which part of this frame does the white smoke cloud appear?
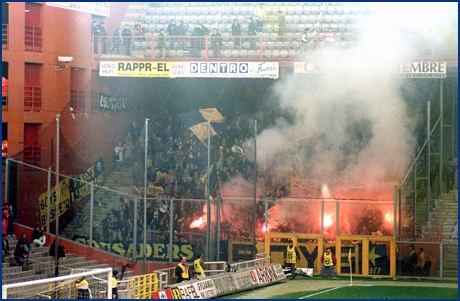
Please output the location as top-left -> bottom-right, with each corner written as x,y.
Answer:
232,3 -> 457,199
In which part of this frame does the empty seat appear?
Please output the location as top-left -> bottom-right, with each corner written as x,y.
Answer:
287,5 -> 297,14
332,14 -> 341,22
217,5 -> 225,14
300,14 -> 309,23
231,50 -> 240,58
265,41 -> 275,49
190,15 -> 198,23
280,49 -> 289,58
248,49 -> 257,57
290,41 -> 300,49
308,14 -> 317,22
200,5 -> 209,14
177,6 -> 186,14
335,4 -> 344,13
272,49 -> 280,58
265,23 -> 274,32
288,49 -> 297,57
264,49 -> 273,58
311,4 -> 319,13
163,6 -> 172,14
291,14 -> 301,23
240,49 -> 248,57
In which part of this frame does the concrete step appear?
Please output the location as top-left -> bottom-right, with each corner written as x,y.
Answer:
426,220 -> 457,226
443,244 -> 458,252
1,269 -> 36,281
2,273 -> 49,286
1,265 -> 23,274
431,206 -> 458,211
443,252 -> 458,260
442,272 -> 458,278
5,281 -> 50,297
429,213 -> 458,219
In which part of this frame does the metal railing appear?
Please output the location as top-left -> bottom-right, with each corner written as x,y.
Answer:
92,31 -> 440,61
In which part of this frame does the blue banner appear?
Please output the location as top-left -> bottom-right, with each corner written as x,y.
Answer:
70,158 -> 104,201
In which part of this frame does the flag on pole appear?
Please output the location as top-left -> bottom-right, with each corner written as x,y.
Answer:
348,248 -> 353,286
179,108 -> 225,141
200,164 -> 214,184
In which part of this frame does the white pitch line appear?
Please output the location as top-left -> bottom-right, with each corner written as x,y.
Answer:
298,286 -> 343,299
299,284 -> 375,299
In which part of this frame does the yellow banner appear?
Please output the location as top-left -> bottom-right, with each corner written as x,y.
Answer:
39,178 -> 72,227
99,62 -> 172,77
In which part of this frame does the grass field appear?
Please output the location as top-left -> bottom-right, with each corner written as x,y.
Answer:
272,285 -> 458,299
219,277 -> 458,299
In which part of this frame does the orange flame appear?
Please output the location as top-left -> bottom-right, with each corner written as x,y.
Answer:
384,213 -> 393,223
190,217 -> 205,229
323,215 -> 333,227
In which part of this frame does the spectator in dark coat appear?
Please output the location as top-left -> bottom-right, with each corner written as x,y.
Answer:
122,24 -> 132,55
49,239 -> 66,258
14,242 -> 30,266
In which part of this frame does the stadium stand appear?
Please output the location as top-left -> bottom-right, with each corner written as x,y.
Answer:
105,2 -> 372,58
2,235 -> 133,298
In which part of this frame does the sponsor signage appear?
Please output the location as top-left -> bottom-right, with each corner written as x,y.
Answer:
250,264 -> 285,285
398,61 -> 447,78
294,61 -> 447,78
231,270 -> 258,290
99,62 -> 172,77
46,2 -> 110,17
185,62 -> 279,78
174,283 -> 201,299
192,279 -> 218,299
212,274 -> 238,295
152,289 -> 174,299
99,62 -> 279,79
166,263 -> 285,299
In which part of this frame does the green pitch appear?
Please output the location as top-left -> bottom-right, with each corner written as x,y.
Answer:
274,286 -> 458,299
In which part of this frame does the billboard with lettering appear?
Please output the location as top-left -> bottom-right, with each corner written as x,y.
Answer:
46,2 -> 110,17
249,264 -> 286,285
231,270 -> 258,290
99,62 -> 279,79
192,279 -> 218,299
294,61 -> 447,78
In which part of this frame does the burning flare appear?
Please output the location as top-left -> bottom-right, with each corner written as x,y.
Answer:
190,217 -> 205,229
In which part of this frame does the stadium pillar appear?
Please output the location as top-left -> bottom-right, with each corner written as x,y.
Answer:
89,181 -> 94,247
55,114 -> 60,277
206,120 -> 211,260
4,158 -> 8,205
253,120 -> 257,259
144,118 -> 149,273
46,167 -> 51,233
